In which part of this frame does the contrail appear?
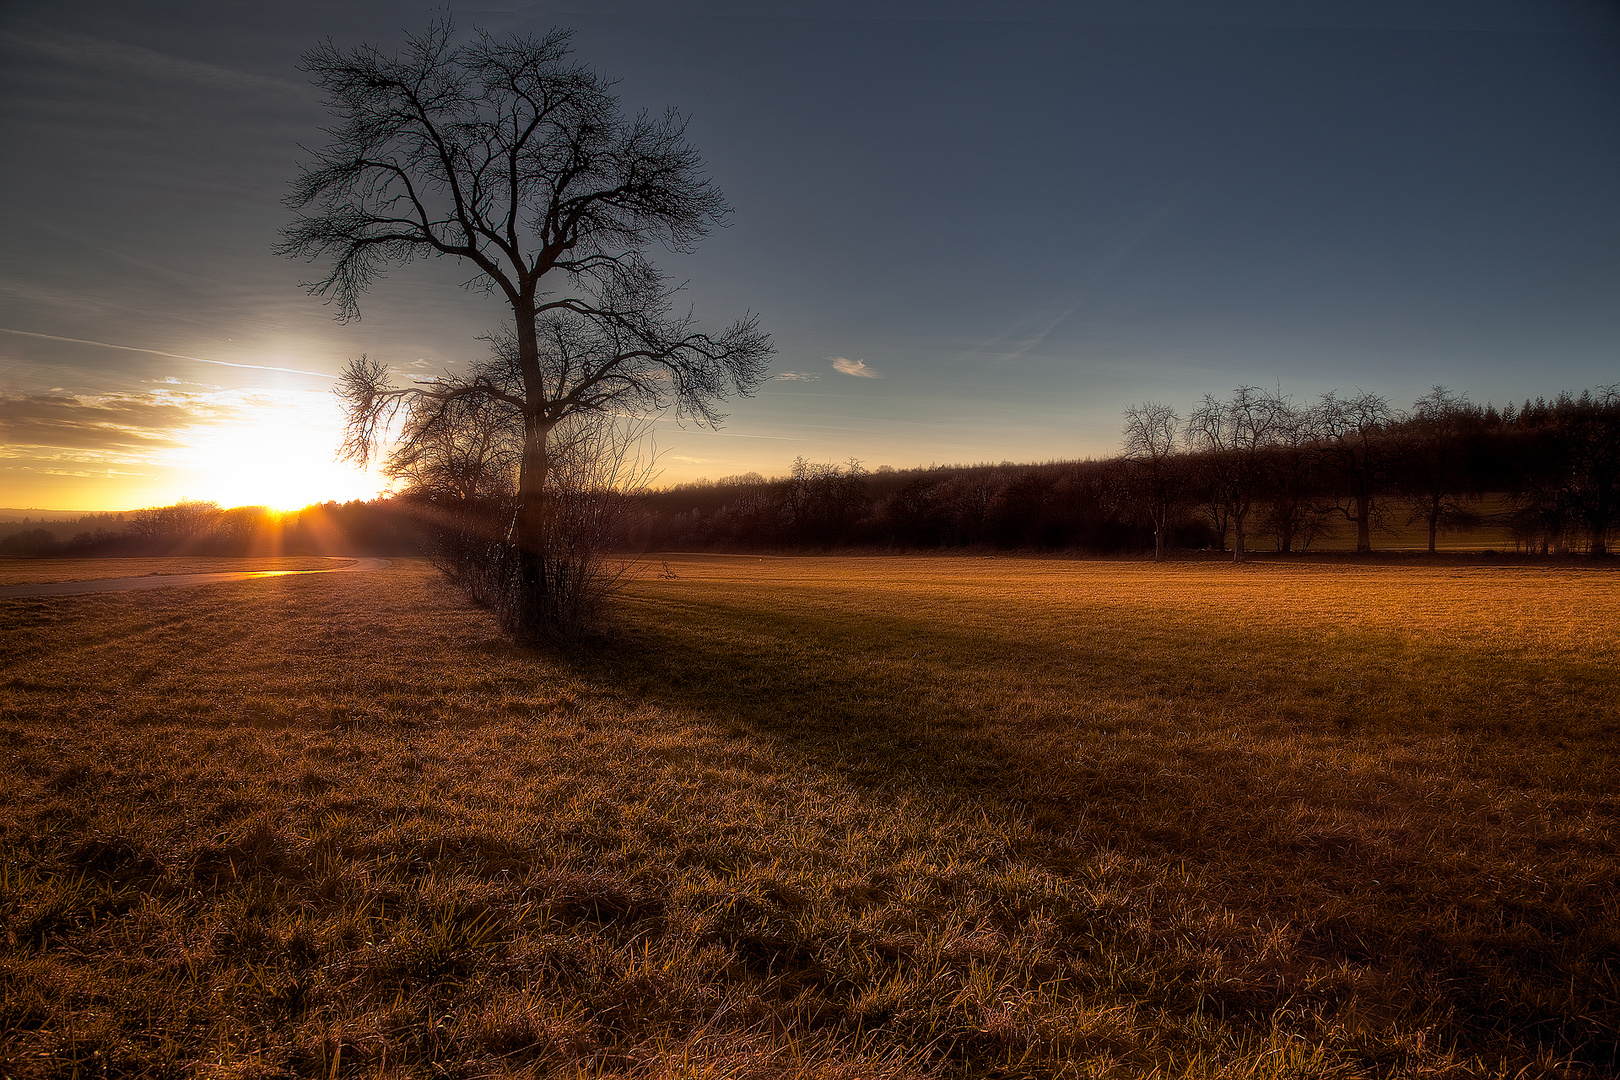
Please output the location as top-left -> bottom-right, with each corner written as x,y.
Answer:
0,328 -> 334,379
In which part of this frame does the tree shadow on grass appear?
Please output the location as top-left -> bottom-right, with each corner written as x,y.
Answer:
561,589 -> 1620,1072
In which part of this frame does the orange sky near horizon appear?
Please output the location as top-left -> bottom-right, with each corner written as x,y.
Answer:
0,378 -> 390,514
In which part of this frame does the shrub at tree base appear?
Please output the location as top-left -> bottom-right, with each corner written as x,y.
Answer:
410,417 -> 651,641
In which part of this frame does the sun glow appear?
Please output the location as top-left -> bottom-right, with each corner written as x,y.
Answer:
168,388 -> 389,511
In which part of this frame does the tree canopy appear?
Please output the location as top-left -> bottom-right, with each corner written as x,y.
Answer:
280,21 -> 772,636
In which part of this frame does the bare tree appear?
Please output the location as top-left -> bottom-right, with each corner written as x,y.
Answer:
281,22 -> 772,637
127,500 -> 222,550
383,370 -> 523,506
779,458 -> 870,547
1261,397 -> 1329,553
1121,402 -> 1182,560
1314,391 -> 1396,554
1186,387 -> 1289,562
1396,386 -> 1482,554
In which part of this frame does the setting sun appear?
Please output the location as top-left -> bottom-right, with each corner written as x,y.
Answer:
168,388 -> 388,511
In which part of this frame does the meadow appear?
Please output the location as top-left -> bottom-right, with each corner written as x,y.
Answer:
1,554 -> 1616,1078
0,557 -> 349,588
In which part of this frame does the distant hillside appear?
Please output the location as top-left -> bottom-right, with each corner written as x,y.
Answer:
0,509 -> 109,524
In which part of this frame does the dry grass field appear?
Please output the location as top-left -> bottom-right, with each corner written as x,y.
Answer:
0,557 -> 351,588
1,555 -> 1617,1078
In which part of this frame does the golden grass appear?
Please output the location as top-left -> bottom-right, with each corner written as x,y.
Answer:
0,556 -> 352,587
1,555 -> 1616,1078
636,554 -> 1618,660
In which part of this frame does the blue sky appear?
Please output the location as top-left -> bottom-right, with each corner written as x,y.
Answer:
1,0 -> 1616,509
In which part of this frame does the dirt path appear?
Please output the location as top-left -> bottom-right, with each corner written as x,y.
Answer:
0,557 -> 392,599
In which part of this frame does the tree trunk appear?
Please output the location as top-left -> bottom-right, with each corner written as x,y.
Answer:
513,413 -> 551,634
1595,483 -> 1610,556
1355,493 -> 1372,554
1427,513 -> 1438,554
512,304 -> 554,636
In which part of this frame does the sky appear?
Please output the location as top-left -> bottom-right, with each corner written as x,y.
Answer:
1,0 -> 1616,511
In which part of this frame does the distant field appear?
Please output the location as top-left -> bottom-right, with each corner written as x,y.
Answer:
1305,519 -> 1519,552
1,555 -> 1616,1077
0,555 -> 352,586
1275,494 -> 1521,553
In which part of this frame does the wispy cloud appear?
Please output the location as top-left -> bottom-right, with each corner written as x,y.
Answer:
1,26 -> 303,96
0,388 -> 339,457
0,329 -> 331,378
772,371 -> 821,382
831,357 -> 880,378
979,167 -> 1217,367
0,393 -> 194,452
984,304 -> 1079,366
653,422 -> 799,441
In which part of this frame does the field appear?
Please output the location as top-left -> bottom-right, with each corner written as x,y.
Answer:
1,555 -> 1617,1078
0,557 -> 352,588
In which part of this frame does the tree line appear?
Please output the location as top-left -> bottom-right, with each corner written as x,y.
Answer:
7,383 -> 1611,565
0,500 -> 428,558
616,385 -> 1620,558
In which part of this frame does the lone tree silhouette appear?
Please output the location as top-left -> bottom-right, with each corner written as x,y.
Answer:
280,22 -> 772,637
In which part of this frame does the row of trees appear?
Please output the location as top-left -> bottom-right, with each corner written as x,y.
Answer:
614,385 -> 1618,558
11,382 -> 1605,563
623,459 -> 1207,554
0,500 -> 428,558
1124,385 -> 1619,560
